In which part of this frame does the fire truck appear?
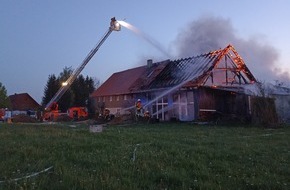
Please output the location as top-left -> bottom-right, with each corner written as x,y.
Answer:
43,103 -> 88,121
44,17 -> 121,121
0,108 -> 5,122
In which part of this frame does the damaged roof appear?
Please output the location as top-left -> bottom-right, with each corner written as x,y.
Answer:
150,44 -> 256,89
91,44 -> 257,97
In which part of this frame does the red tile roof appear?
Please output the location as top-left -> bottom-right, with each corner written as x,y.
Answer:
9,93 -> 41,111
90,66 -> 147,97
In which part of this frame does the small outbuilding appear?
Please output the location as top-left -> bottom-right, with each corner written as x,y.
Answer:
8,93 -> 41,118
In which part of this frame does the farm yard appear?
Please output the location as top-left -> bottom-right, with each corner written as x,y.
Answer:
0,122 -> 289,189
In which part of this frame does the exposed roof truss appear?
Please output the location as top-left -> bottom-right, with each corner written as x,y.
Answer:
199,44 -> 257,87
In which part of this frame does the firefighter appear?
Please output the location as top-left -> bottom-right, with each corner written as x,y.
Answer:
135,99 -> 142,116
110,17 -> 117,30
144,110 -> 150,119
104,108 -> 110,121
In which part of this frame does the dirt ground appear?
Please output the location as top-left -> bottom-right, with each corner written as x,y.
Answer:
11,114 -> 39,123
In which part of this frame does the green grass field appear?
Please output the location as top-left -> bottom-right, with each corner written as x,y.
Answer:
0,122 -> 289,189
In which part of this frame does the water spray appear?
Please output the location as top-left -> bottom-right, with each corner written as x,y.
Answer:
117,20 -> 171,58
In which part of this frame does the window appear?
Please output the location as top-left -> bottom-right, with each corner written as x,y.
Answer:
110,96 -> 113,102
124,95 -> 127,100
117,96 -> 119,101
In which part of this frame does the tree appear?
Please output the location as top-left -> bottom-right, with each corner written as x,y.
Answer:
72,74 -> 86,106
71,75 -> 96,107
92,77 -> 101,89
42,74 -> 59,107
58,67 -> 74,112
0,82 -> 10,108
86,76 -> 96,94
42,67 -> 96,112
84,76 -> 96,115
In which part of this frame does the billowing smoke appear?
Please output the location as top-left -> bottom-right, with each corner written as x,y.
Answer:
174,16 -> 290,84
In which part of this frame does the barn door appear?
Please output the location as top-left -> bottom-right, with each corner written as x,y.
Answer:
175,91 -> 195,121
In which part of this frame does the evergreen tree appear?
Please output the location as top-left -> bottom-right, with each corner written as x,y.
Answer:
71,75 -> 96,107
42,74 -> 59,106
86,76 -> 96,94
86,76 -> 97,115
0,82 -> 10,108
72,75 -> 86,106
42,66 -> 97,112
58,67 -> 74,112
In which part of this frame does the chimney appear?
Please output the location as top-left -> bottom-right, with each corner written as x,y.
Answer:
147,59 -> 153,68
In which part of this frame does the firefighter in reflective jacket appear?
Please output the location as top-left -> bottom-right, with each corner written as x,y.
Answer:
135,99 -> 142,116
144,110 -> 150,119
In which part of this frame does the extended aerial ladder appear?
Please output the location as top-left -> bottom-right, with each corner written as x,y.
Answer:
45,17 -> 121,110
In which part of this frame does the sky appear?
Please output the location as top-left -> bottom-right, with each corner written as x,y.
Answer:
1,0 -> 290,103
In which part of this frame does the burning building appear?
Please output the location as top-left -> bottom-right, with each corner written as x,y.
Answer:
90,44 -> 260,122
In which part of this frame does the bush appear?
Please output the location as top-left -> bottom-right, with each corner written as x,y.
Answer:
251,96 -> 278,127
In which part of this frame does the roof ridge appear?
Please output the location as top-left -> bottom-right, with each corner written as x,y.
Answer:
113,65 -> 146,75
172,48 -> 224,62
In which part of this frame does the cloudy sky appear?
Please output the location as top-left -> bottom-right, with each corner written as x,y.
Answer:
1,0 -> 290,103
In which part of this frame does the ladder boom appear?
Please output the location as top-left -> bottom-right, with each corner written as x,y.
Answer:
45,17 -> 120,110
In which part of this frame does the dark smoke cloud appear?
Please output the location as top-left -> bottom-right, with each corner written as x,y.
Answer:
174,16 -> 290,84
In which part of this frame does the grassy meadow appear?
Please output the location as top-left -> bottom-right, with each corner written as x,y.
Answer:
0,122 -> 289,189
